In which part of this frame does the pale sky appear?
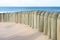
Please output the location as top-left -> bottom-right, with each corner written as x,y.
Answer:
0,0 -> 60,7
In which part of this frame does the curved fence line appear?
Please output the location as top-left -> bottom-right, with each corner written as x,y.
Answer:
0,10 -> 60,40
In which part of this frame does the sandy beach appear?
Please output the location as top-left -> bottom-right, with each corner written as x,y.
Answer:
0,22 -> 51,40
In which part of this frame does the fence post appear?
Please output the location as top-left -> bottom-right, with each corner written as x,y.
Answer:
28,11 -> 31,26
29,11 -> 34,27
44,12 -> 49,35
3,13 -> 6,22
33,11 -> 37,29
0,13 -> 1,22
17,12 -> 20,23
39,11 -> 45,32
1,13 -> 3,22
12,13 -> 16,23
24,11 -> 29,25
47,12 -> 53,39
36,11 -> 42,31
57,13 -> 60,40
31,11 -> 34,28
51,12 -> 58,40
21,12 -> 24,24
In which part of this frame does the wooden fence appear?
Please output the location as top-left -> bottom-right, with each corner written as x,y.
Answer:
0,10 -> 60,40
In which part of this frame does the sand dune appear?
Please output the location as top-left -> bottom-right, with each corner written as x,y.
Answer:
0,22 -> 51,40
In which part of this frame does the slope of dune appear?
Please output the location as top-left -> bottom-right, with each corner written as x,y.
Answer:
0,22 -> 51,40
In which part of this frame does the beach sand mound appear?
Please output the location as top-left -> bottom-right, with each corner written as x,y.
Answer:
0,22 -> 51,40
